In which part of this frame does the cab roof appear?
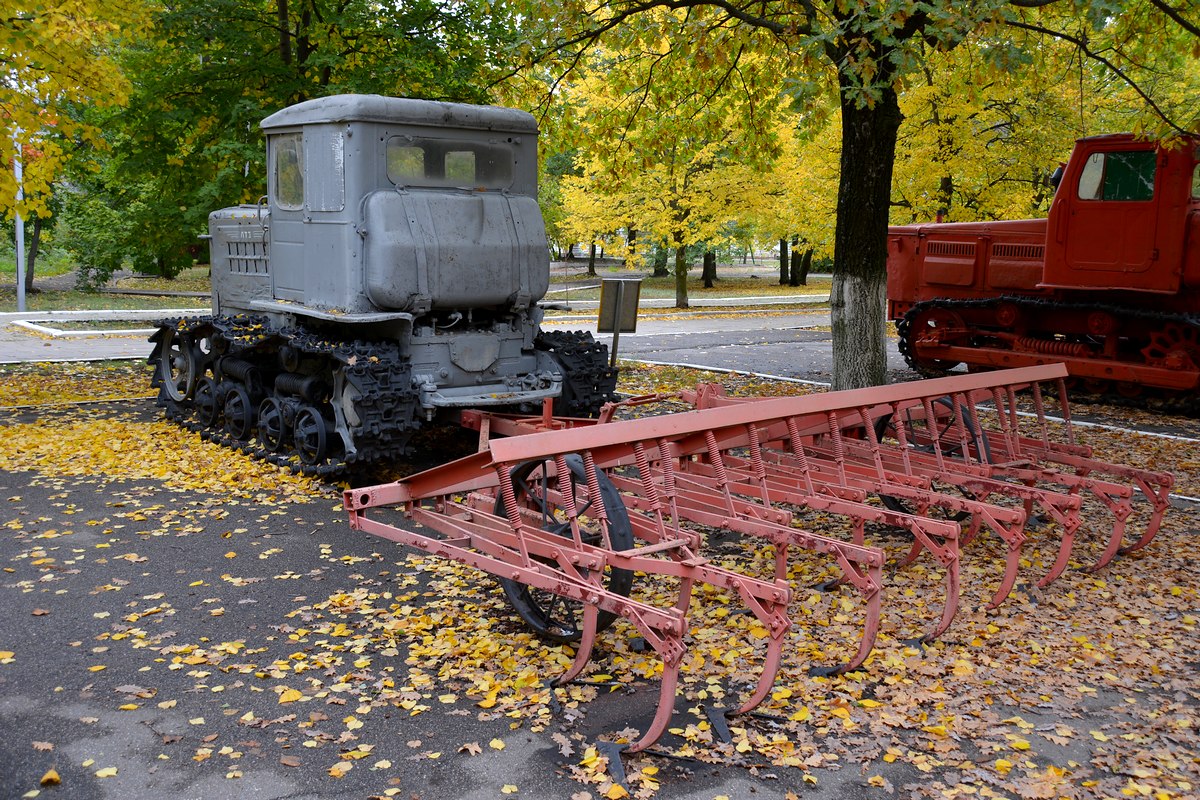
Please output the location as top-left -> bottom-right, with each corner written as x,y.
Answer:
260,94 -> 538,135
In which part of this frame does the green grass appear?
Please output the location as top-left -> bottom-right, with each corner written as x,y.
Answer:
111,266 -> 212,293
0,288 -> 206,313
3,260 -> 823,313
0,248 -> 75,279
1,263 -> 211,313
546,271 -> 831,302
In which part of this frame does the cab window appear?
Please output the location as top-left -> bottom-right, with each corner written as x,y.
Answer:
386,136 -> 513,190
1076,149 -> 1156,201
1191,149 -> 1199,199
272,133 -> 305,211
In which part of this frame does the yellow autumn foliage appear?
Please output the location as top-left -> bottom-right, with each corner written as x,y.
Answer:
0,415 -> 320,502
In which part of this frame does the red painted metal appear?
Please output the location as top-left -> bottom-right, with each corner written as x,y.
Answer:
685,364 -> 1171,596
346,363 -> 1171,753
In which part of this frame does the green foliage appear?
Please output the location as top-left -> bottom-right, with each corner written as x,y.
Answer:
59,0 -> 519,286
55,194 -> 127,289
55,173 -> 197,290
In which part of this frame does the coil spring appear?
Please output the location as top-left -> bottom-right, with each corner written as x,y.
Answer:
1016,336 -> 1089,357
704,430 -> 728,486
497,465 -> 523,525
633,442 -> 661,508
581,451 -> 608,526
554,455 -> 579,520
785,416 -> 816,493
275,372 -> 325,402
747,424 -> 766,481
827,411 -> 846,464
656,439 -> 677,497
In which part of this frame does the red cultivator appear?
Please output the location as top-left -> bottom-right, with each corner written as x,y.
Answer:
344,364 -> 1172,753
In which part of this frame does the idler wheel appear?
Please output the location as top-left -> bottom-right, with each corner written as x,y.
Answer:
223,384 -> 255,440
157,327 -> 197,402
194,377 -> 220,428
902,305 -> 965,375
293,405 -> 329,465
257,397 -> 289,452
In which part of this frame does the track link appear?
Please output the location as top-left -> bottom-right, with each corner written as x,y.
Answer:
535,330 -> 618,417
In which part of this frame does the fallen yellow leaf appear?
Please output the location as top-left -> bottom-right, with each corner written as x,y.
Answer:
603,783 -> 628,799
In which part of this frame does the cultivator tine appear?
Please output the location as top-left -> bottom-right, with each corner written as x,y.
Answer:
981,383 -> 1174,567
686,363 -> 1172,603
917,378 -> 1174,575
612,456 -> 887,675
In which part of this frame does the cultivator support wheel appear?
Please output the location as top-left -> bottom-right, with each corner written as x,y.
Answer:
345,363 -> 1173,754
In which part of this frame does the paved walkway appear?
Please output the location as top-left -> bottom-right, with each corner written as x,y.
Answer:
0,296 -> 830,365
0,309 -> 208,363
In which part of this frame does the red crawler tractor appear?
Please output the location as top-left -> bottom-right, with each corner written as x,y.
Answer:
888,133 -> 1200,404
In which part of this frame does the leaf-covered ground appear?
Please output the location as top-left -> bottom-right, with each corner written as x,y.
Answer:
1,361 -> 1197,800
0,362 -> 156,407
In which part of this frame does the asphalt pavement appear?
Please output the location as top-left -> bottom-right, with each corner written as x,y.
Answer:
2,302 -> 1198,800
1,301 -> 869,383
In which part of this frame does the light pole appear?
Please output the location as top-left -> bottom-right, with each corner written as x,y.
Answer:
13,127 -> 26,312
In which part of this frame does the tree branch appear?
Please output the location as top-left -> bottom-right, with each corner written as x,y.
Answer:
545,0 -> 800,57
1004,18 -> 1190,135
1147,0 -> 1200,39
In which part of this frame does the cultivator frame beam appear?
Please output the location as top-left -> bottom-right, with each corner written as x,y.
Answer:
346,363 -> 1171,753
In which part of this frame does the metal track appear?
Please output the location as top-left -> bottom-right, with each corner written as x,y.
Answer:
898,297 -> 1200,415
149,320 -> 616,475
534,329 -> 618,417
150,315 -> 419,476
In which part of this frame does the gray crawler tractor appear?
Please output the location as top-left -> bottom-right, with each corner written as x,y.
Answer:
149,95 -> 615,471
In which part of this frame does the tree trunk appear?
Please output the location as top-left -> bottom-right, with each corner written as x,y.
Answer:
626,227 -> 637,269
829,82 -> 903,391
651,240 -> 669,277
702,250 -> 716,288
673,245 -> 689,308
587,243 -> 597,277
793,248 -> 812,286
789,236 -> 801,286
778,238 -> 788,285
276,0 -> 292,64
937,175 -> 953,222
24,215 -> 42,294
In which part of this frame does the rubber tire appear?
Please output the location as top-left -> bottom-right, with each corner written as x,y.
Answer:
498,454 -> 634,643
874,411 -> 972,522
